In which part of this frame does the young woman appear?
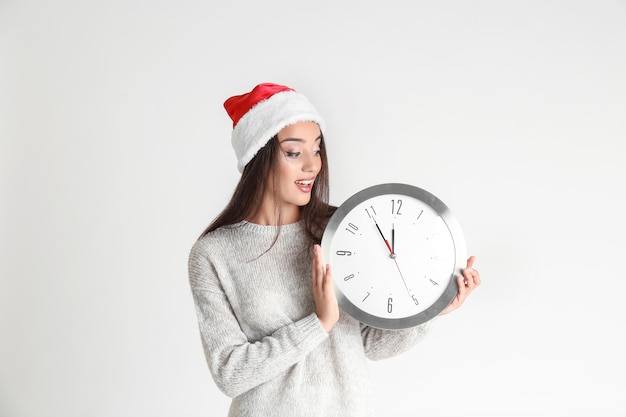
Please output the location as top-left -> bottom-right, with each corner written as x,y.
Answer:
188,83 -> 481,417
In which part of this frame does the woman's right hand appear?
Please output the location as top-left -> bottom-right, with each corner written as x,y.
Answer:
312,244 -> 339,332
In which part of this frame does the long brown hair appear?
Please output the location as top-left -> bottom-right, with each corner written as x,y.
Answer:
199,132 -> 335,244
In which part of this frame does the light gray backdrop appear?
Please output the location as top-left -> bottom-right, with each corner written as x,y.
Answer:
1,1 -> 625,416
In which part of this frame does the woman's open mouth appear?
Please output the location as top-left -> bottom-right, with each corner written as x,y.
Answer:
295,179 -> 315,193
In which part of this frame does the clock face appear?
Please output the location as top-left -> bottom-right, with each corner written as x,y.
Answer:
321,183 -> 466,329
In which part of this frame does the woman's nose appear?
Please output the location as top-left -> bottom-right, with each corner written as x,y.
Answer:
302,152 -> 320,172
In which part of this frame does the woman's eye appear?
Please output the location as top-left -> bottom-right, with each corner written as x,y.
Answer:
286,151 -> 300,158
314,149 -> 321,156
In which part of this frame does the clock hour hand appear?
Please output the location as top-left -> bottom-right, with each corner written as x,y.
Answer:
391,223 -> 396,258
385,222 -> 411,298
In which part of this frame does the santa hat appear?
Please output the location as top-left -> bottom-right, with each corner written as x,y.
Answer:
224,83 -> 326,173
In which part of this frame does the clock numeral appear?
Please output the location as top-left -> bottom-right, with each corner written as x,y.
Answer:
344,274 -> 355,281
387,297 -> 393,313
416,210 -> 424,221
412,295 -> 419,305
336,250 -> 352,256
362,292 -> 371,302
345,223 -> 358,235
365,206 -> 377,218
391,199 -> 403,215
429,279 -> 439,286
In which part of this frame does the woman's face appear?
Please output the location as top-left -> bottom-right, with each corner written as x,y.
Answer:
271,121 -> 323,220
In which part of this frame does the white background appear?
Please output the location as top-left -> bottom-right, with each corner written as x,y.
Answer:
1,1 -> 625,416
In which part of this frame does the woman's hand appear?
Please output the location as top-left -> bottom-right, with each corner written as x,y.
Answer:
439,256 -> 481,316
312,244 -> 339,332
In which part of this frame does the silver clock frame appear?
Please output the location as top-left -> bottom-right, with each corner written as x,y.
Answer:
321,183 -> 467,329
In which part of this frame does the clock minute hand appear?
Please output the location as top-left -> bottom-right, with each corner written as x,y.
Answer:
372,218 -> 393,255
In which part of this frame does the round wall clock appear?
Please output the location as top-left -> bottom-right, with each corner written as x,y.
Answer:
321,183 -> 467,329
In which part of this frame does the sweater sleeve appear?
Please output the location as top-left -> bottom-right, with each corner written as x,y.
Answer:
188,242 -> 329,398
360,319 -> 434,361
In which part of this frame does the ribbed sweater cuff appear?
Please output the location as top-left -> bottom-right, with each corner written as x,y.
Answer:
295,313 -> 329,348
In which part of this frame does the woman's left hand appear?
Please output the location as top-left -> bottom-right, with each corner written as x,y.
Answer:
439,256 -> 481,316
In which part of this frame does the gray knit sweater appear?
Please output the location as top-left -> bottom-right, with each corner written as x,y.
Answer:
188,220 -> 432,417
